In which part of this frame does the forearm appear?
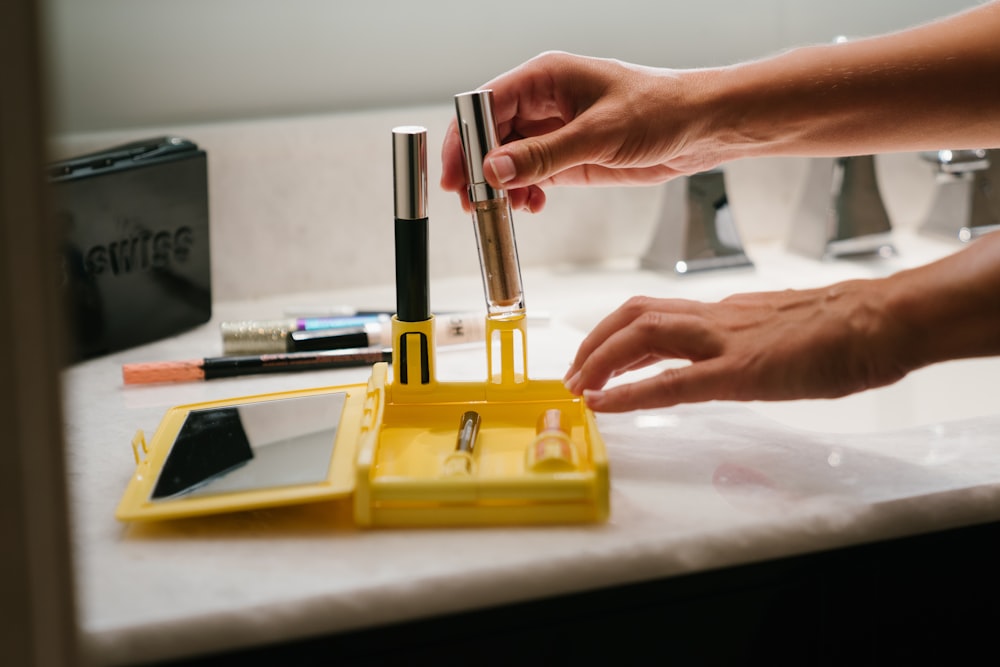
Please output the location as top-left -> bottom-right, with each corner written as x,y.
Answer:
691,1 -> 1000,162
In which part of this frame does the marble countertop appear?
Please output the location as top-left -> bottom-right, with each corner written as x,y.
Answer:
64,233 -> 1000,666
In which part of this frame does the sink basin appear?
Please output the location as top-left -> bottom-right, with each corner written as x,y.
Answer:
749,356 -> 1000,434
575,355 -> 1000,435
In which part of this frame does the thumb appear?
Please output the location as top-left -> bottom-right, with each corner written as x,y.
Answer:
484,121 -> 601,188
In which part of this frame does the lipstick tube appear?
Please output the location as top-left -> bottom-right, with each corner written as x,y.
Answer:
455,90 -> 526,320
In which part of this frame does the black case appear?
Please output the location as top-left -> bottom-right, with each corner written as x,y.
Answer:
50,136 -> 212,361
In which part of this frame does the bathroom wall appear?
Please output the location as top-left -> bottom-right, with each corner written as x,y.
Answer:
42,1 -> 979,301
43,0 -> 976,134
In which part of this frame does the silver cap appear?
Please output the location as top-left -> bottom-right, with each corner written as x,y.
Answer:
392,126 -> 428,220
220,320 -> 292,355
455,90 -> 503,203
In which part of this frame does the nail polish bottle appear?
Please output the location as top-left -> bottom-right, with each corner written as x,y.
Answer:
525,408 -> 578,473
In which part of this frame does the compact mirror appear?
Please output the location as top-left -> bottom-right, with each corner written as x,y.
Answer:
150,391 -> 347,501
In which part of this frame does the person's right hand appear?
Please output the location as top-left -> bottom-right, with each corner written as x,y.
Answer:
561,285 -> 912,413
440,51 -> 725,213
562,228 -> 1000,413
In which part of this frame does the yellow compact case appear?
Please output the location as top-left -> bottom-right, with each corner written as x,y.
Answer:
116,315 -> 610,527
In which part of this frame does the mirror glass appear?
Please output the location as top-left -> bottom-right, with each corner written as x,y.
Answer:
150,391 -> 347,501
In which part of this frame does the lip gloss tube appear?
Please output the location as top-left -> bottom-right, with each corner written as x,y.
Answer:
455,90 -> 526,320
442,410 -> 482,476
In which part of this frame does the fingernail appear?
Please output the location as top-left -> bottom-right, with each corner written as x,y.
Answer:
489,154 -> 516,184
582,389 -> 604,407
563,370 -> 581,394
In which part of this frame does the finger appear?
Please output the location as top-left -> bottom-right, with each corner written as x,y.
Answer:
482,54 -> 577,128
506,185 -> 547,212
525,185 -> 547,212
482,122 -> 598,190
608,352 -> 666,377
453,190 -> 471,214
565,296 -> 674,381
567,308 -> 721,395
440,119 -> 468,193
566,310 -> 670,394
491,153 -> 688,190
583,358 -> 734,412
501,117 -> 569,145
444,101 -> 550,213
564,304 -> 642,385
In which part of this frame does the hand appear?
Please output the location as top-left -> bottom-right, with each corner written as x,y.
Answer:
563,223 -> 1000,413
440,51 -> 723,213
562,284 -> 913,413
441,1 -> 1000,215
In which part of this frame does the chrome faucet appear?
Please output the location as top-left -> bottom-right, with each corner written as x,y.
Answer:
919,149 -> 999,242
640,167 -> 753,274
787,155 -> 896,261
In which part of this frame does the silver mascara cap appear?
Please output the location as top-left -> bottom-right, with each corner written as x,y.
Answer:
392,126 -> 428,220
455,90 -> 503,203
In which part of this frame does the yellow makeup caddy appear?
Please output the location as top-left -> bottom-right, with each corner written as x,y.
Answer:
116,120 -> 609,528
116,314 -> 609,527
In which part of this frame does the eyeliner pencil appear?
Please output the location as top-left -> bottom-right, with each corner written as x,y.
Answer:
122,347 -> 392,385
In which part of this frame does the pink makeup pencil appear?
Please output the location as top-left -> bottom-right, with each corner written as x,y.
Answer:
122,347 -> 391,385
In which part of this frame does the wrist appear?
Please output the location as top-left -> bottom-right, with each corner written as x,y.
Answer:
884,237 -> 1000,369
695,46 -> 848,162
679,55 -> 825,166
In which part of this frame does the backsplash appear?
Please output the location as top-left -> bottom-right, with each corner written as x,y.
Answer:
50,106 -> 938,302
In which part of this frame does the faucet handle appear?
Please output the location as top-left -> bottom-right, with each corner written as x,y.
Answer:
919,149 -> 989,176
640,168 -> 753,275
919,149 -> 999,241
787,155 -> 896,261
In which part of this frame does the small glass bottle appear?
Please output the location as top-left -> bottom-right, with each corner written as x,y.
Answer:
454,90 -> 526,320
525,408 -> 579,473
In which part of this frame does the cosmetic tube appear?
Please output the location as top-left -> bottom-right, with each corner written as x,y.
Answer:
220,314 -> 390,356
394,125 -> 430,322
392,125 -> 435,387
220,310 -> 551,355
455,90 -> 526,320
122,347 -> 392,385
442,410 -> 482,476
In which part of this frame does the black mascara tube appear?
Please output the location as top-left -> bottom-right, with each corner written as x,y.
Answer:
393,126 -> 429,322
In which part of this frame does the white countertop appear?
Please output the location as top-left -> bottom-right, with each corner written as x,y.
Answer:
64,233 -> 1000,666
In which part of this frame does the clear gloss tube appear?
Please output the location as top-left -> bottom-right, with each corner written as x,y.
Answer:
454,90 -> 525,320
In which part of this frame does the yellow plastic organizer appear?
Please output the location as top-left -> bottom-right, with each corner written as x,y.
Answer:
116,314 -> 610,527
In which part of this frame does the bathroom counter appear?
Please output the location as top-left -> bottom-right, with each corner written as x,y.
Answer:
63,233 -> 1000,665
